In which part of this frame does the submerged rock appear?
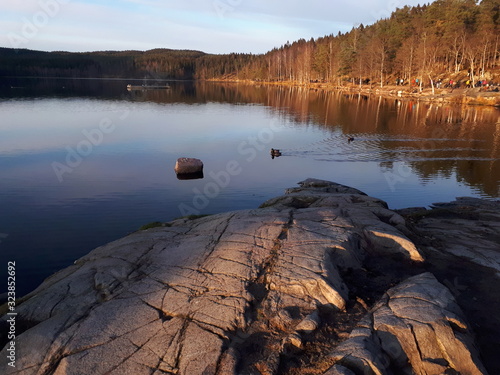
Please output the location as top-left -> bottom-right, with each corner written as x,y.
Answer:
0,179 -> 491,375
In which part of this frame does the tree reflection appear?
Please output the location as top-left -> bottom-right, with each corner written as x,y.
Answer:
2,78 -> 498,197
195,83 -> 498,198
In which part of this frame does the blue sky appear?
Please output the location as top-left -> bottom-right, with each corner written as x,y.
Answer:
1,0 -> 426,53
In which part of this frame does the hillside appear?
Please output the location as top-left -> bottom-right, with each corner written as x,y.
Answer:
1,0 -> 499,85
0,48 -> 205,79
212,0 -> 500,87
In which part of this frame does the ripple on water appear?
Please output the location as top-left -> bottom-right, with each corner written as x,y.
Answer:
279,133 -> 497,163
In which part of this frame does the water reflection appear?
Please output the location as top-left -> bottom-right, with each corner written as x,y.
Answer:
197,83 -> 499,197
1,78 -> 498,198
176,172 -> 204,180
248,87 -> 499,198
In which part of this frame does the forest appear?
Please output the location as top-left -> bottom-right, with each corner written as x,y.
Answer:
0,48 -> 205,79
1,0 -> 499,86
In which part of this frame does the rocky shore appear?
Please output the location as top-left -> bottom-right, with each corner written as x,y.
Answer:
1,179 -> 498,375
213,79 -> 500,107
339,85 -> 500,107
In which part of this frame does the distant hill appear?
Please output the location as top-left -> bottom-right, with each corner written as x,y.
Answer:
1,0 -> 499,85
0,48 -> 206,79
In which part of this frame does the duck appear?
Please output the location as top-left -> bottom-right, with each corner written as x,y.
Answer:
270,148 -> 281,159
270,148 -> 282,158
347,137 -> 355,143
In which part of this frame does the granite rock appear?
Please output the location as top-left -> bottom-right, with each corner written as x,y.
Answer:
0,180 -> 489,375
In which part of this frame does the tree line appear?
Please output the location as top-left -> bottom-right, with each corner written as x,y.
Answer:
1,0 -> 499,85
0,48 -> 205,79
202,0 -> 499,87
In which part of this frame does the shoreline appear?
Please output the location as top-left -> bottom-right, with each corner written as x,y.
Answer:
4,75 -> 500,107
208,78 -> 500,107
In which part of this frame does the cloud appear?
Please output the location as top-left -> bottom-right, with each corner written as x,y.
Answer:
0,0 -> 41,13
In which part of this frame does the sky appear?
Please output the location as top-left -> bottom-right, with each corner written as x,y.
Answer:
0,0 -> 426,54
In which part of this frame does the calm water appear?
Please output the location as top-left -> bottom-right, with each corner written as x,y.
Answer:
1,78 -> 499,295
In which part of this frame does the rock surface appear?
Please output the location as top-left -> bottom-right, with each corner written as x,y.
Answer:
325,273 -> 486,374
403,197 -> 500,277
399,197 -> 500,374
0,179 -> 493,375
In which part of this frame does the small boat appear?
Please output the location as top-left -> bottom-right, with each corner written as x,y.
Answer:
127,84 -> 170,90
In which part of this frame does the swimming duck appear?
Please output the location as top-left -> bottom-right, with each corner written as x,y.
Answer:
270,148 -> 282,158
347,137 -> 354,143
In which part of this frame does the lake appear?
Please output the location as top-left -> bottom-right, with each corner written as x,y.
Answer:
1,78 -> 499,296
